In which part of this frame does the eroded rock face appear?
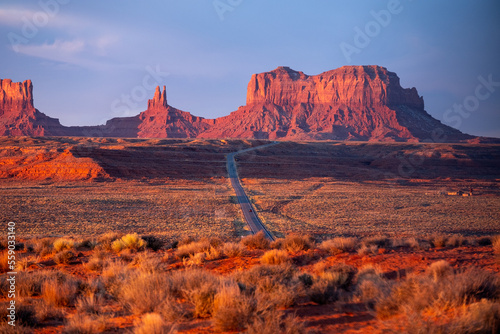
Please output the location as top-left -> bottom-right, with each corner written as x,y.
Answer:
0,67 -> 478,142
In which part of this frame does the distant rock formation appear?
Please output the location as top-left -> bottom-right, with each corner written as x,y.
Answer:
0,66 -> 491,142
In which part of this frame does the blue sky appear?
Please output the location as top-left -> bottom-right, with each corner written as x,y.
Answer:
1,0 -> 499,137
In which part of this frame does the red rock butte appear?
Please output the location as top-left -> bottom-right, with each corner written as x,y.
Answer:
0,65 -> 493,142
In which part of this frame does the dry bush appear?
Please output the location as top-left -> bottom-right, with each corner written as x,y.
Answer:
16,255 -> 39,271
54,250 -> 75,264
280,234 -> 313,252
430,234 -> 448,248
33,237 -> 55,256
32,299 -> 65,322
315,262 -> 357,290
445,234 -> 467,248
376,266 -> 500,321
426,260 -> 454,282
234,264 -> 300,310
0,302 -> 37,327
241,231 -> 270,250
319,237 -> 357,254
63,314 -> 107,334
176,240 -> 210,259
102,260 -> 134,298
354,265 -> 388,304
183,252 -> 207,267
204,246 -> 223,261
357,244 -> 378,256
212,284 -> 256,331
119,272 -> 168,315
134,313 -> 177,334
53,238 -> 75,252
247,310 -> 307,334
111,233 -> 147,253
85,257 -> 104,272
76,293 -> 105,315
96,232 -> 123,251
222,242 -> 247,257
132,252 -> 163,273
260,249 -> 291,265
42,276 -> 80,307
362,236 -> 391,248
159,297 -> 192,322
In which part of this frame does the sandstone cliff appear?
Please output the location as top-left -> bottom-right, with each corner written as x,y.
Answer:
0,67 -> 483,142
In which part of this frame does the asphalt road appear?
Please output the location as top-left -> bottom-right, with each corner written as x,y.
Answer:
226,142 -> 278,241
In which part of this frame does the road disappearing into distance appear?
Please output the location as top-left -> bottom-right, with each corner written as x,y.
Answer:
226,142 -> 278,241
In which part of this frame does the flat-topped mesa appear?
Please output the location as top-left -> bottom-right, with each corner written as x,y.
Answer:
147,85 -> 167,109
246,65 -> 424,109
0,79 -> 35,114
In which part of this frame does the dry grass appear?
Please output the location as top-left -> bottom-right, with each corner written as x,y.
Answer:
42,277 -> 80,307
76,293 -> 105,315
63,314 -> 107,334
221,242 -> 247,257
280,234 -> 314,252
493,235 -> 500,256
241,231 -> 270,250
426,260 -> 454,281
0,251 -> 9,272
212,283 -> 255,331
119,272 -> 168,315
247,310 -> 307,334
319,237 -> 357,254
54,250 -> 75,264
111,233 -> 147,253
53,238 -> 75,252
176,240 -> 211,259
133,313 -> 177,334
260,249 -> 291,265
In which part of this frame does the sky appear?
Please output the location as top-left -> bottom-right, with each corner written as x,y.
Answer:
1,0 -> 499,137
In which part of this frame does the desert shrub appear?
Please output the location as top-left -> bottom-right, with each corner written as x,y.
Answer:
133,313 -> 177,334
97,232 -> 123,251
204,246 -> 223,261
53,238 -> 75,252
111,233 -> 147,253
362,236 -> 391,248
241,231 -> 270,250
430,234 -> 448,248
357,244 -> 378,256
141,235 -> 164,251
102,260 -> 134,298
54,250 -> 75,264
280,234 -> 313,252
85,257 -> 104,272
0,302 -> 36,327
16,255 -> 39,271
42,275 -> 80,307
0,251 -> 9,272
319,237 -> 357,254
307,278 -> 337,305
354,266 -> 388,304
247,310 -> 307,334
159,296 -> 192,322
178,235 -> 195,247
75,238 -> 95,250
132,252 -> 163,273
445,234 -> 467,248
222,242 -> 247,257
260,249 -> 291,265
315,263 -> 357,290
63,314 -> 107,334
120,272 -> 168,315
182,252 -> 207,267
17,271 -> 56,297
76,293 -> 105,315
212,284 -> 256,331
32,299 -> 65,322
426,260 -> 454,281
234,264 -> 300,310
176,240 -> 210,259
33,237 -> 55,256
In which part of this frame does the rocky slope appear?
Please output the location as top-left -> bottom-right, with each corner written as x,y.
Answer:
0,67 -> 484,142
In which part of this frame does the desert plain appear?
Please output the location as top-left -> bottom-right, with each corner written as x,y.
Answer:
0,136 -> 499,333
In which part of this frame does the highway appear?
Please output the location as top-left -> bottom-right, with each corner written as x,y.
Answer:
226,142 -> 278,241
